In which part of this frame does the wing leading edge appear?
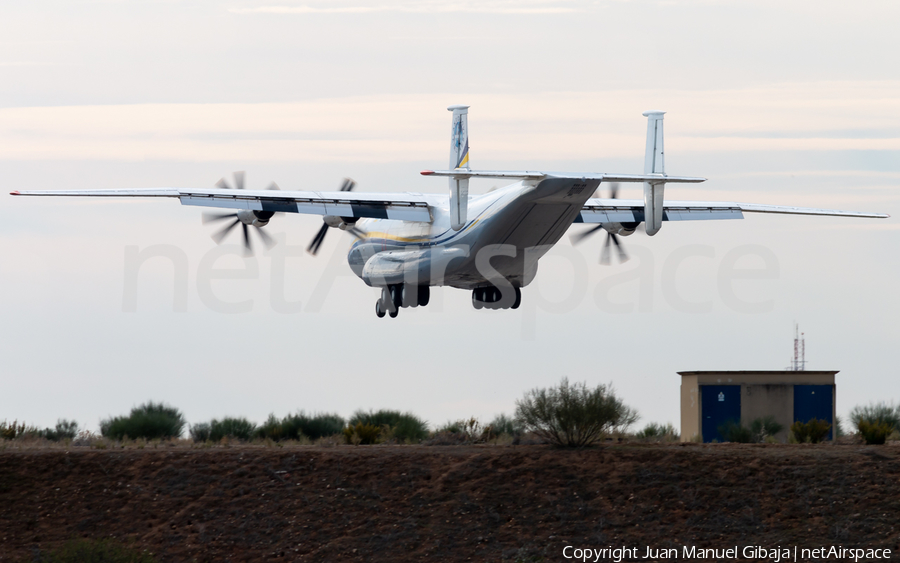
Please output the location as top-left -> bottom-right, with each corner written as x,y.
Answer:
576,199 -> 889,224
10,188 -> 434,222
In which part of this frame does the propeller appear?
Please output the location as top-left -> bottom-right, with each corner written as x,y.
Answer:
570,183 -> 631,265
307,178 -> 356,255
203,172 -> 280,256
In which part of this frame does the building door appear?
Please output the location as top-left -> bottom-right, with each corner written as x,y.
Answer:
701,385 -> 741,443
793,385 -> 834,440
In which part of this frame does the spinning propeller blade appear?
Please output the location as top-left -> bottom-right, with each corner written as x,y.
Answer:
204,172 -> 279,255
211,218 -> 241,245
306,179 -> 356,256
570,183 -> 631,264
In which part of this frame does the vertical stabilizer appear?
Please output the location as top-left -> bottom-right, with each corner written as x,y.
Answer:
642,110 -> 666,236
448,104 -> 470,231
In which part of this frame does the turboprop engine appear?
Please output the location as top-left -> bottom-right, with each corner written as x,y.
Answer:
236,209 -> 272,227
202,172 -> 280,254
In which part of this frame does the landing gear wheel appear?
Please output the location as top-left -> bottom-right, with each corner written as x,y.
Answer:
482,287 -> 497,310
388,308 -> 398,318
390,285 -> 402,309
472,290 -> 483,310
375,300 -> 386,318
401,285 -> 412,308
417,286 -> 430,307
512,286 -> 521,309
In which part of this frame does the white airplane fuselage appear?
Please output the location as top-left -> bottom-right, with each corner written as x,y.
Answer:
347,176 -> 602,290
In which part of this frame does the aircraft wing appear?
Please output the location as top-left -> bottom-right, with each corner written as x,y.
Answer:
9,187 -> 434,222
577,199 -> 889,223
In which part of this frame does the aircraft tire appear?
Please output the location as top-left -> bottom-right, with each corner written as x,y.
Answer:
390,285 -> 402,309
472,290 -> 483,310
375,300 -> 386,318
418,286 -> 430,307
401,284 -> 414,308
389,308 -> 399,318
512,287 -> 521,309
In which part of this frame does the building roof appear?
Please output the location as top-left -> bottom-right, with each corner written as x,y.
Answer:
678,370 -> 839,376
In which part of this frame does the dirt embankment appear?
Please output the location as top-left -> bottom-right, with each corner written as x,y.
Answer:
0,443 -> 899,562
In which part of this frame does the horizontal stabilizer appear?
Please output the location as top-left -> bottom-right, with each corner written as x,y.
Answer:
421,170 -> 705,183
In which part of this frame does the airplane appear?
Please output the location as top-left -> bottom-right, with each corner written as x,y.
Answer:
10,106 -> 889,318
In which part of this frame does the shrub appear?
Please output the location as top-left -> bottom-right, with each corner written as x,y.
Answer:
750,416 -> 784,442
291,412 -> 346,440
256,412 -> 345,441
790,418 -> 831,443
635,422 -> 679,441
189,422 -> 211,442
343,422 -> 382,445
514,377 -> 638,447
208,417 -> 256,442
858,420 -> 892,445
32,419 -> 81,442
256,414 -> 286,441
349,409 -> 428,443
0,420 -> 20,440
718,421 -> 754,443
487,414 -> 523,437
850,402 -> 900,442
436,420 -> 463,434
100,402 -> 186,440
434,417 -> 492,442
0,420 -> 41,440
33,538 -> 158,562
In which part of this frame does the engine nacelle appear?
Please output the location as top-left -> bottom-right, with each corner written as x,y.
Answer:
237,209 -> 272,227
603,222 -> 637,237
323,215 -> 358,230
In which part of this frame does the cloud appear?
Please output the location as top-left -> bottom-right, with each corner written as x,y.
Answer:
1,83 -> 899,162
229,0 -> 580,14
0,61 -> 52,67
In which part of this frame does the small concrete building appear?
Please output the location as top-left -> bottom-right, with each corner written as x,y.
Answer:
679,371 -> 837,443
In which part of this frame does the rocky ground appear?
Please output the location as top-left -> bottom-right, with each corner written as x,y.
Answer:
1,442 -> 898,562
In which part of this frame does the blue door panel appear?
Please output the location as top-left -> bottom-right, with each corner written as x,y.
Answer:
794,385 -> 833,440
701,385 -> 741,443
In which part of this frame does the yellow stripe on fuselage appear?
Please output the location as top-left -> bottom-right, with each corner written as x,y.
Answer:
356,219 -> 482,244
355,231 -> 432,243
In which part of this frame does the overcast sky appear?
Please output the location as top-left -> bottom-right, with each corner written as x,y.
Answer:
1,0 -> 897,435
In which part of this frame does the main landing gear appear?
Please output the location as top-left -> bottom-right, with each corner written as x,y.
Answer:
375,284 -> 430,318
472,285 -> 521,310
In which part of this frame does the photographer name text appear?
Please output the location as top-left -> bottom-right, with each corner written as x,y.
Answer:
562,545 -> 891,562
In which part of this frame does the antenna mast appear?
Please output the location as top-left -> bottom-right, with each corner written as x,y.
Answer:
788,323 -> 806,371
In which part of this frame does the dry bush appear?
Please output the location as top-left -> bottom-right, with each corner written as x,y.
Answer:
349,410 -> 428,443
100,402 -> 186,440
343,423 -> 381,445
515,378 -> 638,447
858,421 -> 892,445
634,422 -> 679,442
850,402 -> 900,444
790,419 -> 831,443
